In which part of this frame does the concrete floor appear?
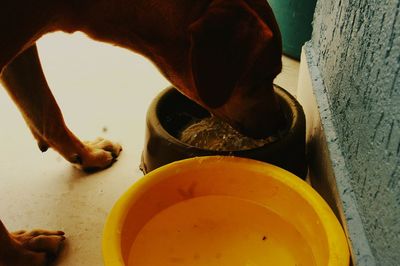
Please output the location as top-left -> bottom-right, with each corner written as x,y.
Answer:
0,32 -> 300,265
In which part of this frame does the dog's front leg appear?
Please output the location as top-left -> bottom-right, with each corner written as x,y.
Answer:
0,45 -> 121,171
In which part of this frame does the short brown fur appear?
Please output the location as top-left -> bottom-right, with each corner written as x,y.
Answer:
0,1 -> 283,264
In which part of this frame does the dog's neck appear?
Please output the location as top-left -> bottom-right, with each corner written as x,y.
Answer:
71,0 -> 212,97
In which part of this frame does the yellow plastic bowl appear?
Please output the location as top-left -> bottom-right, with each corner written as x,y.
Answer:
103,156 -> 349,266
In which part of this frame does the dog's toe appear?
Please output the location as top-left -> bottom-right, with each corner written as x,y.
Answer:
10,229 -> 66,266
26,234 -> 66,256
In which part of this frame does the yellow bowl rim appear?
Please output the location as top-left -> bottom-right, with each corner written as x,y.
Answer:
102,156 -> 349,266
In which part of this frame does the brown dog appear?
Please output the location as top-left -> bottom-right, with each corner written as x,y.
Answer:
0,0 -> 283,265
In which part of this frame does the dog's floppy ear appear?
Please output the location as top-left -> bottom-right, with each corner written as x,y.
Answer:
189,0 -> 274,108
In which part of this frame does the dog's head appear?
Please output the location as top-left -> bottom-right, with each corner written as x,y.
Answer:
189,0 -> 284,138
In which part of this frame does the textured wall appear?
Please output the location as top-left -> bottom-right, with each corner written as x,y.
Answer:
309,0 -> 400,264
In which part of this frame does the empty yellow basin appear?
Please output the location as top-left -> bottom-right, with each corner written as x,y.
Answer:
103,156 -> 349,266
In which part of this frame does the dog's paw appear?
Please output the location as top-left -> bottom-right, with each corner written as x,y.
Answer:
9,229 -> 65,266
75,137 -> 122,171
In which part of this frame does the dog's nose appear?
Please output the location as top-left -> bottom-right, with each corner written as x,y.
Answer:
219,84 -> 286,139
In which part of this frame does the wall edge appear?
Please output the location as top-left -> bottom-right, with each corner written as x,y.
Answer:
297,42 -> 376,266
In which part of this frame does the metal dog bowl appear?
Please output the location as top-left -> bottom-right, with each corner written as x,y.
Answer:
140,85 -> 307,178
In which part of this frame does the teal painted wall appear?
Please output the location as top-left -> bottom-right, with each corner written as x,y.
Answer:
268,0 -> 317,59
309,0 -> 400,264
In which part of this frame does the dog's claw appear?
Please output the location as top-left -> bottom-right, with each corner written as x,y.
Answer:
38,141 -> 49,152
